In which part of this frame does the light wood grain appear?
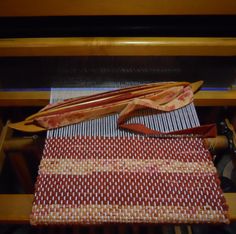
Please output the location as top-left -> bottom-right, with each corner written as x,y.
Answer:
1,37 -> 236,56
0,0 -> 236,16
0,90 -> 236,107
0,193 -> 235,223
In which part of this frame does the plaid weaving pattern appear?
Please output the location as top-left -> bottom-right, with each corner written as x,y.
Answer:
31,136 -> 229,225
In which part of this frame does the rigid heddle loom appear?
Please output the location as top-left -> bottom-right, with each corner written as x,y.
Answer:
29,85 -> 229,225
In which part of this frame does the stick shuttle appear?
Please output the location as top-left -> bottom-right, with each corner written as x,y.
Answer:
9,81 -> 203,132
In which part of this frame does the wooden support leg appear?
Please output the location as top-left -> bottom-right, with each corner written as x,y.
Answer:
0,122 -> 42,193
0,121 -> 12,173
8,151 -> 33,193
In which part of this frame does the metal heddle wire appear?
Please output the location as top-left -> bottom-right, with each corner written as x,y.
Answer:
47,87 -> 200,138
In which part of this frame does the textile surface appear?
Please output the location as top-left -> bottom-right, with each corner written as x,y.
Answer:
31,136 -> 229,225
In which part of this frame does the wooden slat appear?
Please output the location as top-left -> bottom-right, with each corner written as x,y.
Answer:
0,193 -> 235,223
1,37 -> 236,56
0,0 -> 236,16
0,91 -> 50,106
0,194 -> 33,223
0,90 -> 236,107
194,91 -> 236,106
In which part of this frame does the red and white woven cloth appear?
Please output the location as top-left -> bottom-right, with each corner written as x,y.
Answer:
30,136 -> 229,225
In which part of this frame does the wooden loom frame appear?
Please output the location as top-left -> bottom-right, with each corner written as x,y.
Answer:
1,0 -> 236,16
0,1 -> 236,224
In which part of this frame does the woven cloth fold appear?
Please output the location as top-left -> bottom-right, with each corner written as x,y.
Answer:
30,136 -> 229,225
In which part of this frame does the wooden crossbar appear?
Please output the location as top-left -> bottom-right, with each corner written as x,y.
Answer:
0,194 -> 235,223
0,90 -> 236,107
0,0 -> 236,16
1,38 -> 236,56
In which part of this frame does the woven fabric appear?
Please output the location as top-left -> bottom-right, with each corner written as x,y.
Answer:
30,136 -> 229,225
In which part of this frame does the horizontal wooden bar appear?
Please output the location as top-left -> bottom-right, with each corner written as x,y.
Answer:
1,37 -> 236,56
0,90 -> 236,107
0,193 -> 235,223
3,137 -> 36,151
0,0 -> 236,16
0,91 -> 50,106
0,194 -> 33,223
194,91 -> 236,106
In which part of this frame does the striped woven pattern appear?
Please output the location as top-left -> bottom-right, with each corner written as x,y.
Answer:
30,136 -> 229,225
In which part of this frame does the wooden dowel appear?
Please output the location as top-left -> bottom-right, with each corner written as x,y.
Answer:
204,136 -> 229,151
1,37 -> 236,56
1,135 -> 232,152
3,137 -> 36,151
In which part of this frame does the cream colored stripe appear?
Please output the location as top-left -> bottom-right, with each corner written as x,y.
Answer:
31,204 -> 229,225
39,158 -> 216,175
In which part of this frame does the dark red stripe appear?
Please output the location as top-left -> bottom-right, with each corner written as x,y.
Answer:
34,172 -> 225,212
43,136 -> 210,162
